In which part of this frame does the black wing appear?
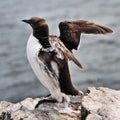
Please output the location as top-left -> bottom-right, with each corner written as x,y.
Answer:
59,20 -> 113,51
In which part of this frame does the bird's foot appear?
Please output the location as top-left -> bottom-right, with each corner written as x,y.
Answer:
35,96 -> 57,109
77,90 -> 84,97
61,93 -> 70,103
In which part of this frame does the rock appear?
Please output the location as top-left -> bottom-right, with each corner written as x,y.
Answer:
81,87 -> 120,120
0,87 -> 120,120
0,98 -> 81,120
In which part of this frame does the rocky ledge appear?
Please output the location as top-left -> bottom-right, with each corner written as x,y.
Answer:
0,87 -> 120,120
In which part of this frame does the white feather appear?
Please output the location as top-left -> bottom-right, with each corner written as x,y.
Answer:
51,61 -> 59,77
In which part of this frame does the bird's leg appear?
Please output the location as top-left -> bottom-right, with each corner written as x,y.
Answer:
35,96 -> 57,109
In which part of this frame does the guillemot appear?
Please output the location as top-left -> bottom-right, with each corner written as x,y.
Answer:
22,17 -> 113,107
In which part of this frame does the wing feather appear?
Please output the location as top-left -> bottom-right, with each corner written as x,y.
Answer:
59,20 -> 113,51
50,36 -> 83,69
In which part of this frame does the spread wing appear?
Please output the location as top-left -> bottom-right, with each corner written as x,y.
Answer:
59,20 -> 113,51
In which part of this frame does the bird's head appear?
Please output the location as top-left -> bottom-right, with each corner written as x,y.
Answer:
22,16 -> 49,38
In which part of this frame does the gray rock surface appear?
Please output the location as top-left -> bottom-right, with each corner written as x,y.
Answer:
0,98 -> 81,120
81,87 -> 120,120
0,87 -> 120,120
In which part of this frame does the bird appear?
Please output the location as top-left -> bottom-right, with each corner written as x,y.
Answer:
22,16 -> 113,108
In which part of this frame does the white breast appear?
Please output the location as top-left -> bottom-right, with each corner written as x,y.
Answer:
26,34 -> 45,84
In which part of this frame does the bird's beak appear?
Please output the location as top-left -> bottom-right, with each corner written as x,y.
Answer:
22,19 -> 30,24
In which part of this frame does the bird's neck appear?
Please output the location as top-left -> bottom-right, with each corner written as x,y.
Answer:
33,29 -> 51,48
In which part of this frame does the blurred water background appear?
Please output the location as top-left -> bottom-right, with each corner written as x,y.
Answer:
0,0 -> 120,102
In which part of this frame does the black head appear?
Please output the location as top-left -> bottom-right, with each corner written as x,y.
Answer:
22,17 -> 45,28
22,16 -> 49,38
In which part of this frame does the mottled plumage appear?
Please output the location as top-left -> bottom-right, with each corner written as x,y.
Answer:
22,17 -> 113,107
